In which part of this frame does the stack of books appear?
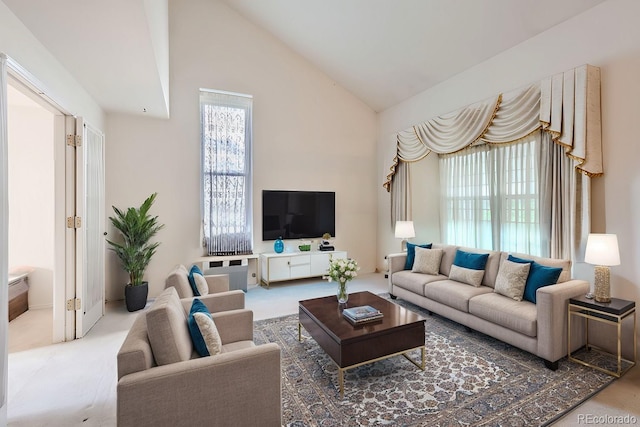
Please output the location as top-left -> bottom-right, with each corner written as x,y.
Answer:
342,305 -> 384,324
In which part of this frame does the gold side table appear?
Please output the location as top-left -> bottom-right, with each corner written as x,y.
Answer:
568,295 -> 636,377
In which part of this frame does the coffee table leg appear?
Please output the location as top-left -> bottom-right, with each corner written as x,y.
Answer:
339,367 -> 345,398
298,323 -> 301,341
402,346 -> 426,371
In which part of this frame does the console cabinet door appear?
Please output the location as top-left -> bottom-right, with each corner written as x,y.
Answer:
289,255 -> 311,279
310,253 -> 330,276
268,257 -> 291,282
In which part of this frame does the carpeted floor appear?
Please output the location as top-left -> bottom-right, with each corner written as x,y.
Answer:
253,296 -> 615,427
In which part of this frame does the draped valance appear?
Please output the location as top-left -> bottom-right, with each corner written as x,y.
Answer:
383,64 -> 602,191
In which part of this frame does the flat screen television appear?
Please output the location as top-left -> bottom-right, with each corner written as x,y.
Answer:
262,190 -> 335,240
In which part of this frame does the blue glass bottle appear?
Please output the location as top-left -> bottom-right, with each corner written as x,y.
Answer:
274,236 -> 284,253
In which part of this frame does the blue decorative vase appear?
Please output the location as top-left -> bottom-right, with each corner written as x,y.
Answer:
274,236 -> 284,253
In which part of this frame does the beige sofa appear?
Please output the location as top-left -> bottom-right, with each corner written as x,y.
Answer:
388,244 -> 589,369
117,287 -> 281,427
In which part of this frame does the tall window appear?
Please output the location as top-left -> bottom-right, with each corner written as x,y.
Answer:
200,90 -> 253,256
440,134 -> 543,256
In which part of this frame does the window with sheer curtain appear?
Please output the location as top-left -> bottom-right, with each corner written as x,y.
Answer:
440,133 -> 543,256
200,90 -> 253,256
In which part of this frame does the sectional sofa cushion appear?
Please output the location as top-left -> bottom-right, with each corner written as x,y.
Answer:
469,293 -> 538,337
494,259 -> 531,301
424,279 -> 492,312
392,270 -> 448,295
412,247 -> 443,275
146,287 -> 193,366
404,242 -> 432,270
431,244 -> 459,276
508,255 -> 563,303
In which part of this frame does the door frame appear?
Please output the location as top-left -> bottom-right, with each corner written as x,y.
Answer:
7,57 -> 86,342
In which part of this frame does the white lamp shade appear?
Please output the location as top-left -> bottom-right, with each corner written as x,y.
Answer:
585,233 -> 620,266
394,221 -> 415,239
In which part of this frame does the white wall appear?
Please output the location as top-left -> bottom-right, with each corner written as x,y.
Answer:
105,0 -> 378,301
0,2 -> 104,129
8,102 -> 55,309
377,0 -> 640,350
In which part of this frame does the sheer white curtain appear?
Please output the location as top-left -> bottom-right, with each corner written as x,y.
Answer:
440,144 -> 492,249
440,134 -> 543,255
200,90 -> 253,256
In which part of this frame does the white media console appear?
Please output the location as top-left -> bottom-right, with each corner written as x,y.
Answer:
259,250 -> 347,287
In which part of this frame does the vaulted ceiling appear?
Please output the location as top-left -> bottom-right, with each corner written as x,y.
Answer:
3,0 -> 605,116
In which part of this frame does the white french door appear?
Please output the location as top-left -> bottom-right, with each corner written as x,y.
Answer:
73,117 -> 105,337
2,56 -> 105,343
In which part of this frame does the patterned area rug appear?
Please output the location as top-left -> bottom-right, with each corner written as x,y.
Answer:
253,296 -> 615,426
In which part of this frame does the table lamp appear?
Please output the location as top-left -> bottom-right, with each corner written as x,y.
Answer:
584,233 -> 620,303
394,221 -> 415,251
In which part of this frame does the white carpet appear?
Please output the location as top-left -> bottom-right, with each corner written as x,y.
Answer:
6,273 -> 388,426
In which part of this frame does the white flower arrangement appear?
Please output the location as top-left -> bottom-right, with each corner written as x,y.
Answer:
326,257 -> 359,284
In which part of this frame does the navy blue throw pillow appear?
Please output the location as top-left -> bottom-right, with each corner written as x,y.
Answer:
404,243 -> 432,270
508,255 -> 563,303
188,265 -> 204,296
453,250 -> 489,270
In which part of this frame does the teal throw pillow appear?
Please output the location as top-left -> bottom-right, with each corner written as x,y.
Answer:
404,243 -> 432,270
188,265 -> 204,296
453,250 -> 489,270
187,298 -> 212,356
508,255 -> 562,303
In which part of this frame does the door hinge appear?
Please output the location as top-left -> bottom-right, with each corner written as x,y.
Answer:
66,134 -> 82,147
66,216 -> 82,228
66,298 -> 81,311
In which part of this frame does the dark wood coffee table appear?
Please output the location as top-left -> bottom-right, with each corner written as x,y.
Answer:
298,291 -> 425,397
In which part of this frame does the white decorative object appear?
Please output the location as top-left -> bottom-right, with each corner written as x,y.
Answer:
585,233 -> 620,303
395,221 -> 415,251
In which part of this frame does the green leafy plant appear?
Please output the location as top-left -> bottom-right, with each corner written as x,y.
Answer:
106,193 -> 164,286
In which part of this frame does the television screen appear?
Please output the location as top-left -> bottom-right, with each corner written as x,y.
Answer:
262,190 -> 335,240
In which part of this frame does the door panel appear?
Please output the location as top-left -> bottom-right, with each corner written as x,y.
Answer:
75,118 -> 105,337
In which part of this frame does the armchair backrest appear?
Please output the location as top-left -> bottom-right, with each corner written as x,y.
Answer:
165,264 -> 194,298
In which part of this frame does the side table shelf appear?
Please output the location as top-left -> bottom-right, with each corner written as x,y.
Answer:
568,295 -> 636,377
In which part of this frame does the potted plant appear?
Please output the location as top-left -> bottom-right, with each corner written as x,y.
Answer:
106,193 -> 164,312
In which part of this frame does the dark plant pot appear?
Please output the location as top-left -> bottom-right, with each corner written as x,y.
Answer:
125,282 -> 149,312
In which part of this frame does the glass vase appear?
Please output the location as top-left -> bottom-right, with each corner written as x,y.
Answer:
337,280 -> 348,304
274,236 -> 284,253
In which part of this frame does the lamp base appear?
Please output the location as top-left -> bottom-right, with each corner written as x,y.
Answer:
594,265 -> 611,303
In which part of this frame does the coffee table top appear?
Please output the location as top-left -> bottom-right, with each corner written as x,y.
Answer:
299,291 -> 424,342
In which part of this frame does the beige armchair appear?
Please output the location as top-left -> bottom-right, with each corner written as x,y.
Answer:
117,287 -> 281,427
165,264 -> 241,299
